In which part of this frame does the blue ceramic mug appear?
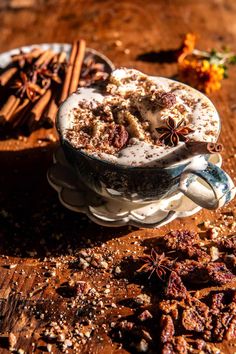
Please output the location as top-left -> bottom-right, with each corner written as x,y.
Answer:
57,79 -> 236,210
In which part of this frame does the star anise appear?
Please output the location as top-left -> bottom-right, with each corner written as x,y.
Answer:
32,65 -> 62,85
79,55 -> 109,87
12,72 -> 43,101
156,116 -> 194,146
137,249 -> 173,281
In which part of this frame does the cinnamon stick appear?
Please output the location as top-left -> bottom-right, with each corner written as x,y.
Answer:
52,51 -> 67,65
5,97 -> 21,121
58,51 -> 67,64
9,98 -> 30,128
60,41 -> 78,103
69,39 -> 86,94
44,96 -> 58,126
29,47 -> 45,58
0,67 -> 18,85
11,47 -> 44,62
27,89 -> 52,130
34,50 -> 55,67
0,95 -> 19,123
185,141 -> 223,154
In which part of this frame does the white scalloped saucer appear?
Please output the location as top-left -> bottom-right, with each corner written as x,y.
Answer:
47,148 -> 222,228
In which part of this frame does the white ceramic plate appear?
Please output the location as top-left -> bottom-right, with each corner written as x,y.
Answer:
47,147 -> 222,228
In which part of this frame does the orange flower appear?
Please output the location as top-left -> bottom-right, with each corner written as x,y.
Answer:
178,33 -> 196,63
177,32 -> 235,93
178,58 -> 225,93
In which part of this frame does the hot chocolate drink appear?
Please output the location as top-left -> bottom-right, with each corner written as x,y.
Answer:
59,68 -> 220,167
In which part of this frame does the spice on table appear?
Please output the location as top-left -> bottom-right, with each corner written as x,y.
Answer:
177,33 -> 236,93
137,249 -> 173,281
135,229 -> 236,352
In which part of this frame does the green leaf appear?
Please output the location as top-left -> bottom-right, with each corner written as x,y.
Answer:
210,48 -> 217,56
223,66 -> 228,78
209,49 -> 222,64
221,45 -> 231,53
228,55 -> 236,64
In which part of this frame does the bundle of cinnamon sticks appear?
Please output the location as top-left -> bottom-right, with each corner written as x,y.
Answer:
0,40 -> 109,136
0,47 -> 67,132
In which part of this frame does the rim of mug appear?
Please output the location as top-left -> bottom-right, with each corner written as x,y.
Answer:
57,76 -> 221,171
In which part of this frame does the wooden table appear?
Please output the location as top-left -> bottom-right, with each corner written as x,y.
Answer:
0,0 -> 236,353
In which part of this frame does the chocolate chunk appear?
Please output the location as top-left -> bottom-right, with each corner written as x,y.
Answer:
160,315 -> 175,344
207,262 -> 235,285
174,337 -> 188,354
162,337 -> 188,354
225,315 -> 236,340
165,271 -> 188,299
164,230 -> 199,250
194,339 -> 207,350
174,259 -> 209,284
182,307 -> 206,332
210,293 -> 225,314
182,297 -> 210,333
211,313 -> 231,341
159,300 -> 179,320
163,230 -> 210,262
57,280 -> 90,298
186,246 -> 211,262
218,235 -> 236,254
162,342 -> 175,354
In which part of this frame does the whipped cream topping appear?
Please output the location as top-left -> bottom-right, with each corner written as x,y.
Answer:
58,68 -> 220,167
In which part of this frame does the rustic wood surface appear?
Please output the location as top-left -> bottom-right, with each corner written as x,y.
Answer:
0,0 -> 236,353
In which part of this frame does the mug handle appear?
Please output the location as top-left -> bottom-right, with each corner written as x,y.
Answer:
179,161 -> 236,209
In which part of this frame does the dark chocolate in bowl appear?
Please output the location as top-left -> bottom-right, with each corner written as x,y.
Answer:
61,139 -> 189,203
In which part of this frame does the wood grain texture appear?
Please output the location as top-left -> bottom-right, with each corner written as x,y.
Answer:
0,0 -> 235,353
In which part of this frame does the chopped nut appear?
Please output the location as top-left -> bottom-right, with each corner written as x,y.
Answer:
138,310 -> 153,322
64,339 -> 72,348
57,333 -> 65,342
210,246 -> 219,261
114,266 -> 122,274
100,261 -> 108,269
135,294 -> 151,305
135,338 -> 148,352
17,350 -> 25,354
9,264 -> 17,269
78,258 -> 90,269
46,343 -> 52,352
